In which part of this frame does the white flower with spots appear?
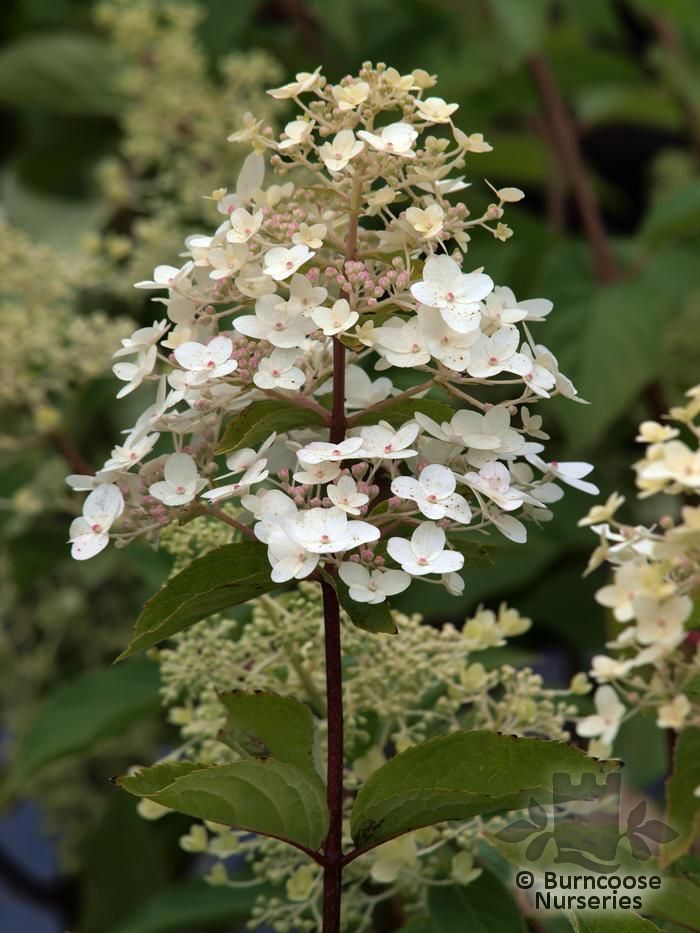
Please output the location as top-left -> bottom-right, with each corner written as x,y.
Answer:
392,464 -> 471,523
150,453 -> 206,506
410,255 -> 493,334
69,484 -> 124,561
338,563 -> 410,603
387,522 -> 464,576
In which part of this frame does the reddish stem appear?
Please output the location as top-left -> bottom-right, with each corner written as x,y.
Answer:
321,578 -> 345,931
528,53 -> 619,283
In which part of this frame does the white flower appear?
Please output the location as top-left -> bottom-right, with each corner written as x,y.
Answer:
150,453 -> 206,506
519,345 -> 557,398
266,531 -> 318,583
311,298 -> 359,336
277,119 -> 314,150
467,327 -> 531,378
373,318 -> 431,368
113,345 -> 157,398
297,437 -> 364,465
526,454 -> 599,495
633,594 -> 692,647
263,245 -> 315,281
483,504 -> 527,543
293,460 -> 341,485
405,203 -> 444,238
174,336 -> 237,380
286,506 -> 379,553
267,67 -> 322,100
286,273 -> 328,317
69,484 -> 124,560
416,406 -> 524,458
318,365 -> 393,410
414,96 -> 458,123
462,462 -> 524,511
134,261 -> 193,290
419,308 -> 480,371
113,321 -> 169,358
387,522 -> 464,576
319,130 -> 364,173
208,243 -> 249,280
253,349 -> 305,390
292,223 -> 326,249
251,490 -> 298,541
331,81 -> 370,110
356,421 -> 419,460
202,458 -> 269,502
392,464 -> 471,523
234,294 -> 315,348
576,686 -> 625,748
103,432 -> 159,472
590,655 -> 634,682
338,563 -> 410,603
226,208 -> 263,244
358,122 -> 418,157
657,695 -> 690,730
410,255 -> 493,334
327,476 -> 369,515
481,287 -> 552,327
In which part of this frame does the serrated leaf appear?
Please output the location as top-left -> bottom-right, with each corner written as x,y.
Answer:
218,691 -> 320,780
217,400 -> 327,454
0,33 -> 122,115
428,869 -> 527,932
118,759 -> 328,851
350,730 -> 618,849
116,542 -> 277,661
352,396 -> 454,429
324,571 -> 397,635
662,726 -> 700,865
4,660 -> 160,794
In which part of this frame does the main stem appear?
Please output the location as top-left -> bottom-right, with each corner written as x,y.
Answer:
320,170 -> 362,932
321,577 -> 344,932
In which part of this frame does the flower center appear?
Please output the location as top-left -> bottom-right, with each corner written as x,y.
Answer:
418,556 -> 428,565
176,485 -> 186,494
445,291 -> 454,301
91,523 -> 103,533
488,356 -> 498,365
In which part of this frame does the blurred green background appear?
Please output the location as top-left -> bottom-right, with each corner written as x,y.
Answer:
1,0 -> 699,930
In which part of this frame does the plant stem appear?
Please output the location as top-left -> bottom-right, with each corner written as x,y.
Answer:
320,166 -> 365,931
321,577 -> 345,932
528,53 -> 619,283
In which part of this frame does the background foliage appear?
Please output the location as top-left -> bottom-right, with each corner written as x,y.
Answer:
2,0 -> 699,930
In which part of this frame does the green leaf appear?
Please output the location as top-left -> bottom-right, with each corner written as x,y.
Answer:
352,396 -> 454,429
218,690 -> 321,780
327,572 -> 398,635
350,730 -> 618,849
640,181 -> 700,245
113,879 -> 269,933
662,726 -> 700,865
428,869 -> 527,932
0,33 -> 122,115
647,875 -> 700,932
217,399 -> 327,454
572,914 -> 661,932
488,0 -> 547,59
544,275 -> 673,448
118,759 -> 328,851
448,537 -> 501,567
116,542 -> 277,661
4,660 -> 160,794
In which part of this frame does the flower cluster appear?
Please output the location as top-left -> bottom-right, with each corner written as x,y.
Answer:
88,0 -> 281,292
576,385 -> 700,756
67,62 -> 597,608
146,548 -> 581,932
